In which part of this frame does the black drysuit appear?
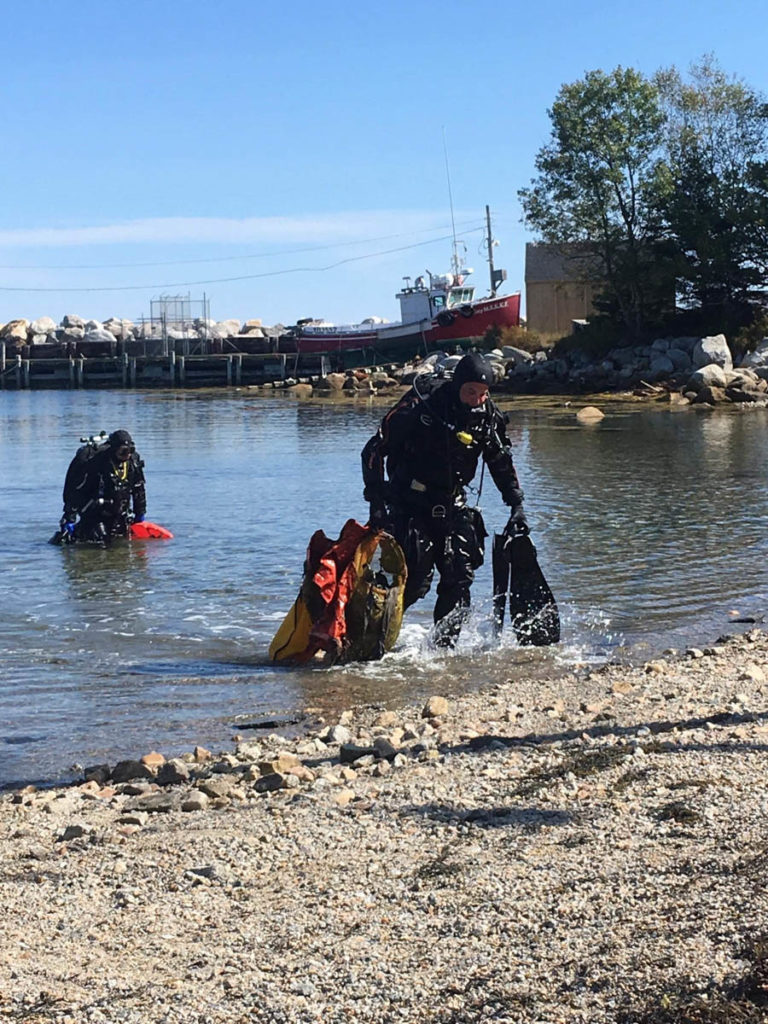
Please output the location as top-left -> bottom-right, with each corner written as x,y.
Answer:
62,444 -> 147,543
361,373 -> 524,642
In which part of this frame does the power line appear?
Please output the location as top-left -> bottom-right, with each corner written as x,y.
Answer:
0,217 -> 483,271
0,227 -> 485,293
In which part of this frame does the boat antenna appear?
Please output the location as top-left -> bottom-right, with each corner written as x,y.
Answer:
442,127 -> 460,278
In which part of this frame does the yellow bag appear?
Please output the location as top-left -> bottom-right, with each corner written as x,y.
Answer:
269,521 -> 406,665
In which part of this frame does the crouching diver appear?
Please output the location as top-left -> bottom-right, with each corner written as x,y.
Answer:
58,429 -> 147,544
361,352 -> 528,646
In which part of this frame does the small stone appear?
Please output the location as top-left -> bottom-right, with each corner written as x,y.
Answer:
157,759 -> 191,786
181,791 -> 210,812
741,664 -> 766,684
112,759 -> 155,783
258,753 -> 300,775
333,788 -> 356,807
140,751 -> 166,770
119,810 -> 149,827
576,405 -> 605,423
319,724 -> 352,745
254,772 -> 287,793
644,661 -> 667,675
56,823 -> 91,842
373,736 -> 398,759
196,776 -> 236,799
193,746 -> 212,763
340,743 -> 376,764
422,696 -> 450,718
83,764 -> 111,785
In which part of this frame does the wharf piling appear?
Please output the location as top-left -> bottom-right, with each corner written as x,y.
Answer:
0,352 -> 291,390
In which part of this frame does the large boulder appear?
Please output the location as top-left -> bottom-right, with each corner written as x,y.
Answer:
694,385 -> 729,404
83,326 -> 118,345
739,338 -> 768,369
692,334 -> 732,371
30,316 -> 56,336
0,319 -> 29,344
687,363 -> 728,390
216,319 -> 242,337
103,318 -> 134,338
56,326 -> 85,342
62,314 -> 85,329
666,347 -> 692,371
649,355 -> 675,379
502,345 -> 534,367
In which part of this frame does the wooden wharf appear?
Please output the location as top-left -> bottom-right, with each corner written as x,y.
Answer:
0,344 -> 327,390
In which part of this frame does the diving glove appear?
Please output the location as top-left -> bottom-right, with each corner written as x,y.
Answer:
504,506 -> 529,538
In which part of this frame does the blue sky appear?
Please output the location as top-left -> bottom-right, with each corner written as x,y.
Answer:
1,0 -> 766,327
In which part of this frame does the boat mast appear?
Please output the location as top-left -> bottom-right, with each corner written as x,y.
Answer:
442,128 -> 460,278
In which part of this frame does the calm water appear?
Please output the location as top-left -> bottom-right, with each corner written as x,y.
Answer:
1,388 -> 767,789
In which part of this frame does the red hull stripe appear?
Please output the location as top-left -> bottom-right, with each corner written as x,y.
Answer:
298,293 -> 520,353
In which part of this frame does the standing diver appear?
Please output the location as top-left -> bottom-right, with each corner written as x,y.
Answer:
59,429 -> 147,544
361,352 -> 528,646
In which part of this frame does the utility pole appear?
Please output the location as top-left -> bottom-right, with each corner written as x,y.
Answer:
486,204 -> 507,297
486,205 -> 496,296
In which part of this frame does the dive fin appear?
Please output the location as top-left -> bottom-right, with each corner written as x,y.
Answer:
491,532 -> 510,636
508,534 -> 560,646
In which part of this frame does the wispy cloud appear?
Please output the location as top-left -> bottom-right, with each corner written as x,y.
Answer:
0,211 -> 476,248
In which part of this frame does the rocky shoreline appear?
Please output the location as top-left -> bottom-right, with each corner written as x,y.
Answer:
3,629 -> 768,1022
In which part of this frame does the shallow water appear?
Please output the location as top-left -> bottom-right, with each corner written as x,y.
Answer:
1,388 -> 767,788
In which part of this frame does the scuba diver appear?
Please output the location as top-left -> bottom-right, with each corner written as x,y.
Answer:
58,429 -> 147,545
361,352 -> 528,647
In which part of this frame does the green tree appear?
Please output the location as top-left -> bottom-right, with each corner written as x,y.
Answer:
519,67 -> 673,338
657,55 -> 768,332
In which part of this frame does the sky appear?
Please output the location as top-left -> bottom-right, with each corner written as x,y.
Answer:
1,0 -> 767,328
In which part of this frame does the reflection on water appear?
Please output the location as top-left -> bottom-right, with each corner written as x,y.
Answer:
1,389 -> 767,788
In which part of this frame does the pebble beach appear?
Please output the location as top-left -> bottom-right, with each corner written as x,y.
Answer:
3,629 -> 768,1023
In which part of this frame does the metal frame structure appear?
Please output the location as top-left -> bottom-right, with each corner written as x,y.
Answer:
136,293 -> 212,355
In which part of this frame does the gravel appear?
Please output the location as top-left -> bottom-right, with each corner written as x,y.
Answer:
3,629 -> 768,1023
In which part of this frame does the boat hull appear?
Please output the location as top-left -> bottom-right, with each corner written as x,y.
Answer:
295,292 -> 520,363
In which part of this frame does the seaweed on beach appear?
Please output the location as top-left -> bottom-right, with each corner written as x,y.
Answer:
656,800 -> 702,825
618,933 -> 768,1023
510,744 -> 632,798
1,992 -> 66,1022
612,766 -> 653,793
414,843 -> 463,882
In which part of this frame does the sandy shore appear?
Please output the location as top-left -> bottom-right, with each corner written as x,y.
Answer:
3,628 -> 768,1023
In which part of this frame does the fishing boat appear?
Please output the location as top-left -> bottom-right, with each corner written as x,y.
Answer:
287,206 -> 520,367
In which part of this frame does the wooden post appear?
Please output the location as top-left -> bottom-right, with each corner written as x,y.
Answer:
130,358 -> 137,387
235,354 -> 242,386
226,355 -> 233,386
15,354 -> 21,388
23,359 -> 30,388
0,342 -> 5,389
169,350 -> 176,387
179,355 -> 186,386
69,358 -> 75,388
77,357 -> 84,388
121,353 -> 128,387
